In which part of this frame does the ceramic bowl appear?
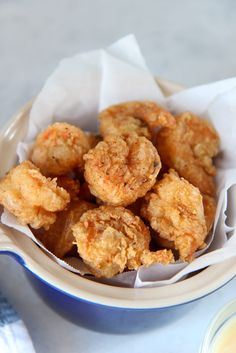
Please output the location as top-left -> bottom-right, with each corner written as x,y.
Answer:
0,79 -> 236,333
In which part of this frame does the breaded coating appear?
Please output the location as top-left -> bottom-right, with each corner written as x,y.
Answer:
152,194 -> 216,251
100,114 -> 151,139
0,161 -> 70,229
141,170 -> 207,261
31,122 -> 91,176
56,176 -> 80,200
73,206 -> 173,278
156,112 -> 220,196
99,101 -> 176,139
202,194 -> 216,233
34,200 -> 96,258
73,206 -> 150,277
141,249 -> 174,267
84,135 -> 161,206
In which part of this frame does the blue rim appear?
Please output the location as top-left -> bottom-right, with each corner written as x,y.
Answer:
0,250 -> 235,310
0,251 -> 25,267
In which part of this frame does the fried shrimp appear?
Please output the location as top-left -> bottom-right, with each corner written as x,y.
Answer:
0,161 -> 70,229
156,112 -> 220,196
34,200 -> 96,258
152,194 -> 216,251
99,101 -> 176,139
31,122 -> 91,176
140,249 -> 174,267
72,206 -> 173,278
203,194 -> 216,233
84,135 -> 161,206
141,170 -> 207,261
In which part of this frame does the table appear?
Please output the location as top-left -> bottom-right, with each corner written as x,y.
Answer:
1,1 -> 236,352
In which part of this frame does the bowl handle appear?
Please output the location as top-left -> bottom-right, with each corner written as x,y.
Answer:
0,225 -> 26,266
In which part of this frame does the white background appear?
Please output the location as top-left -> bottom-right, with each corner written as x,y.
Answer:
1,1 -> 236,352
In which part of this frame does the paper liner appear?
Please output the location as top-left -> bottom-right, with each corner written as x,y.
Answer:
2,35 -> 236,288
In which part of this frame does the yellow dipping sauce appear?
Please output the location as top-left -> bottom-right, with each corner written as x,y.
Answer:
211,316 -> 236,353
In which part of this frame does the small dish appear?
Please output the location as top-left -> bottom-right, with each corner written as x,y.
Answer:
200,300 -> 236,353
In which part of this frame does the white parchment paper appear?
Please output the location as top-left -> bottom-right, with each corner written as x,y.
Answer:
2,35 -> 236,288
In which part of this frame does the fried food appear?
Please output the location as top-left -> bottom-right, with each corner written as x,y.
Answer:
31,122 -> 91,176
34,200 -> 96,258
152,194 -> 216,252
0,161 -> 70,229
99,101 -> 176,139
100,114 -> 151,139
141,169 -> 207,261
73,206 -> 150,277
84,135 -> 161,206
56,176 -> 80,200
0,100 -> 220,280
156,112 -> 220,196
73,206 -> 173,278
203,194 -> 217,233
141,249 -> 174,267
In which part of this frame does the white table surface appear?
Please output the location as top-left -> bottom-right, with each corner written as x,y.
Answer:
1,1 -> 236,352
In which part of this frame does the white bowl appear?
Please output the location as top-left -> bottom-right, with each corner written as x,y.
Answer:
0,79 -> 236,332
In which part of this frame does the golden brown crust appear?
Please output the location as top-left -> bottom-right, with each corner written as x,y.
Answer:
151,194 -> 217,252
202,194 -> 217,233
0,104 -> 220,279
141,249 -> 174,266
99,101 -> 176,139
73,205 -> 173,278
141,169 -> 207,261
156,112 -> 220,196
0,161 -> 70,229
31,122 -> 91,176
84,135 -> 161,206
34,200 -> 96,258
100,114 -> 151,139
73,206 -> 151,278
